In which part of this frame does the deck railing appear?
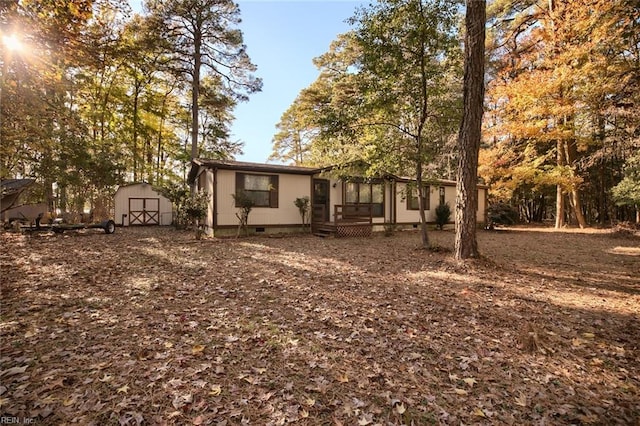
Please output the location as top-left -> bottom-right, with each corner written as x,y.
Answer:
312,204 -> 373,237
334,204 -> 373,224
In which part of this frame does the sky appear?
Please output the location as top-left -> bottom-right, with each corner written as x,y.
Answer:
128,0 -> 365,164
233,0 -> 365,163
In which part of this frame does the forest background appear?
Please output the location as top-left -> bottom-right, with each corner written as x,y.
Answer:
0,0 -> 638,226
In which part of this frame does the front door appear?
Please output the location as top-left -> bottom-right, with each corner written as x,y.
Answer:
313,179 -> 330,222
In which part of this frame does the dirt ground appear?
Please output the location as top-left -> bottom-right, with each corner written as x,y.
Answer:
1,226 -> 638,425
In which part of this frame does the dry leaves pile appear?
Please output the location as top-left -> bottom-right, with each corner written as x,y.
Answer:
1,227 -> 638,425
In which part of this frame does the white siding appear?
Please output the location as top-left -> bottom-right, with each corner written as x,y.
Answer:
327,179 -> 341,222
395,183 -> 484,225
442,185 -> 456,211
477,187 -> 487,224
215,170 -> 312,226
395,183 -> 440,223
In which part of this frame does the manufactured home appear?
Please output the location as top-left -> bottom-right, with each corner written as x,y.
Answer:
188,159 -> 488,237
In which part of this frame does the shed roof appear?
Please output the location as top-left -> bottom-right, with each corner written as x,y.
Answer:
114,182 -> 172,200
1,179 -> 36,193
1,179 -> 36,213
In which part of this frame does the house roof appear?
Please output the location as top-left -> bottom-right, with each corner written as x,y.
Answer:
189,159 -> 320,183
188,159 -> 488,189
394,176 -> 488,189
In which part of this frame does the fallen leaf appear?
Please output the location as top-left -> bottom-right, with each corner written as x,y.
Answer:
117,384 -> 129,394
336,373 -> 349,383
191,344 -> 205,355
1,366 -> 28,377
454,388 -> 468,396
393,401 -> 406,415
357,415 -> 373,425
259,391 -> 274,401
463,377 -> 477,387
242,375 -> 258,385
514,393 -> 527,407
582,332 -> 595,339
209,384 -> 222,396
473,407 -> 486,417
172,393 -> 193,409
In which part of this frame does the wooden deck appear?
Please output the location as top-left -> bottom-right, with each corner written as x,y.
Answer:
311,205 -> 373,238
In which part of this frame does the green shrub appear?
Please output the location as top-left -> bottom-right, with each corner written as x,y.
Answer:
183,191 -> 208,223
157,184 -> 208,230
435,203 -> 451,230
487,202 -> 519,225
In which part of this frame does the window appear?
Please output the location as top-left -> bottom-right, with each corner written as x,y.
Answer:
344,181 -> 384,217
407,185 -> 430,211
439,186 -> 446,206
235,173 -> 278,208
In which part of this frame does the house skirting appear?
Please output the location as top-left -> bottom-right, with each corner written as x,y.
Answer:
210,224 -> 311,237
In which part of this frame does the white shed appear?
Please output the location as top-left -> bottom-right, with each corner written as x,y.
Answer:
114,183 -> 173,226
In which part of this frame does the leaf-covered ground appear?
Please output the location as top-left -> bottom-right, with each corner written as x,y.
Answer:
1,227 -> 639,425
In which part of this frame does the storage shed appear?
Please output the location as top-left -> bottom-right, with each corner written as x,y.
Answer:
114,183 -> 173,226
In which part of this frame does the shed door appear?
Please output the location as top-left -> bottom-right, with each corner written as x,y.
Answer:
129,198 -> 160,225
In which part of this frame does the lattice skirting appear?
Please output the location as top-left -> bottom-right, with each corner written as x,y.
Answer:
336,224 -> 372,238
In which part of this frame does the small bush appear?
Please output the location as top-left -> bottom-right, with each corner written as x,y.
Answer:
294,196 -> 310,227
487,202 -> 519,226
611,221 -> 640,239
383,223 -> 396,237
435,203 -> 451,230
232,191 -> 255,237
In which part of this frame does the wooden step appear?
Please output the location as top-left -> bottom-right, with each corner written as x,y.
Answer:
312,223 -> 336,237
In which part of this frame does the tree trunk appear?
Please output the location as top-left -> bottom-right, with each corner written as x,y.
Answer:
189,32 -> 202,195
555,138 -> 565,228
418,184 -> 430,248
132,80 -> 140,182
416,150 -> 430,249
565,138 -> 587,228
555,185 -> 565,228
597,111 -> 607,225
569,188 -> 587,228
454,0 -> 486,260
191,33 -> 202,162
